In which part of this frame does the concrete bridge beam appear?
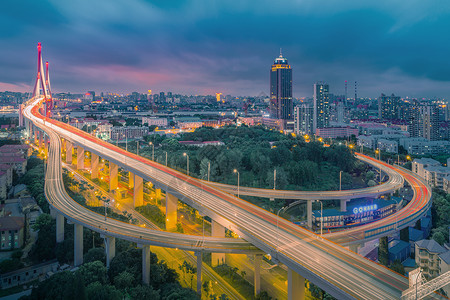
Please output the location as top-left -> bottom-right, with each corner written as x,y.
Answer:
133,175 -> 143,207
74,223 -> 83,266
65,141 -> 73,164
288,268 -> 305,300
56,213 -> 64,243
91,153 -> 99,179
254,254 -> 262,296
142,245 -> 150,285
165,193 -> 177,230
211,221 -> 226,267
109,162 -> 118,191
77,146 -> 84,170
104,236 -> 116,268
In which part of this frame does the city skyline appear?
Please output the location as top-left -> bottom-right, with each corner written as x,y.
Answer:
1,1 -> 450,98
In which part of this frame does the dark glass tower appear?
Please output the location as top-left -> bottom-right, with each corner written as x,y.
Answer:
270,52 -> 293,120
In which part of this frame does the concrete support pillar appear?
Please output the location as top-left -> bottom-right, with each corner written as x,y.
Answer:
56,213 -> 64,243
66,141 -> 73,164
44,135 -> 49,156
104,236 -> 116,268
195,251 -> 202,295
74,223 -> 83,266
165,193 -> 177,230
77,146 -> 85,170
133,175 -> 143,207
109,162 -> 118,191
307,200 -> 312,229
211,221 -> 226,267
340,199 -> 348,212
142,245 -> 150,285
128,171 -> 134,189
34,130 -> 39,145
38,131 -> 44,151
91,153 -> 99,179
288,268 -> 305,300
254,254 -> 262,296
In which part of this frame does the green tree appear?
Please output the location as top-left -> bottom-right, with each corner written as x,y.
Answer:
86,282 -> 122,300
129,284 -> 160,299
84,247 -> 106,264
378,236 -> 389,266
389,259 -> 405,275
77,261 -> 108,285
114,271 -> 135,290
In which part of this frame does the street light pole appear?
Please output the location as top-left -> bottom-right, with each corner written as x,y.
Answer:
207,161 -> 210,181
316,200 -> 323,238
149,142 -> 154,160
273,169 -> 276,190
165,151 -> 168,166
183,153 -> 189,176
233,169 -> 240,197
339,170 -> 343,191
136,141 -> 139,156
415,269 -> 422,300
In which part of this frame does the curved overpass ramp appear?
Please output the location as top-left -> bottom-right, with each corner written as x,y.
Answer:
28,102 -> 260,254
203,155 -> 404,200
24,97 -> 438,299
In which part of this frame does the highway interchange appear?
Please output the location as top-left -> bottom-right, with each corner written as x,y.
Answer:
24,96 -> 439,299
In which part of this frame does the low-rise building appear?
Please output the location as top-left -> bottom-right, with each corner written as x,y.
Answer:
179,141 -> 225,147
315,126 -> 359,139
0,216 -> 24,250
443,175 -> 450,194
423,166 -> 450,189
415,239 -> 447,279
412,158 -> 441,178
400,138 -> 450,155
0,144 -> 31,158
0,164 -> 13,187
110,126 -> 149,140
389,239 -> 410,263
377,139 -> 398,153
141,117 -> 168,127
0,156 -> 27,175
412,158 -> 450,189
0,260 -> 58,289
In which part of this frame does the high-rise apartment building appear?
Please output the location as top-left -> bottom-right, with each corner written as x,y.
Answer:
421,104 -> 440,141
313,82 -> 330,132
270,52 -> 293,120
408,100 -> 421,138
294,104 -> 314,135
378,93 -> 401,120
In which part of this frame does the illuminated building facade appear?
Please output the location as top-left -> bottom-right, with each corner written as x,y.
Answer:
270,52 -> 293,121
313,82 -> 330,132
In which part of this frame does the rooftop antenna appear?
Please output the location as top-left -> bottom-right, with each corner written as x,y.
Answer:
280,48 -> 282,57
354,81 -> 357,103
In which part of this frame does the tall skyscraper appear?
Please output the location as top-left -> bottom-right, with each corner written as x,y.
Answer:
270,52 -> 293,120
313,82 -> 330,132
378,93 -> 401,120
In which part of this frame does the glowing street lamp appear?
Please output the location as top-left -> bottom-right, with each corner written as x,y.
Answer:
233,169 -> 240,197
183,153 -> 189,176
149,142 -> 154,160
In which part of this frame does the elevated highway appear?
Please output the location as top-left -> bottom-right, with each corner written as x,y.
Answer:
203,154 -> 404,201
24,96 -> 440,299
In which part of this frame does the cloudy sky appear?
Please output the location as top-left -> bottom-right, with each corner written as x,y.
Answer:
1,0 -> 450,98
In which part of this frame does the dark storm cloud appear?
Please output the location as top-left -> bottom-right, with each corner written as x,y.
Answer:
1,0 -> 450,98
